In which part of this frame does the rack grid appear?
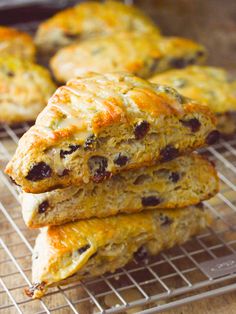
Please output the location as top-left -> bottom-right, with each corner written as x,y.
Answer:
1,122 -> 236,314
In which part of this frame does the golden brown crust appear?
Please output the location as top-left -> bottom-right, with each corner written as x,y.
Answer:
0,26 -> 35,61
50,33 -> 206,83
22,153 -> 219,228
5,72 -> 217,193
35,1 -> 160,54
28,205 -> 212,298
150,66 -> 236,134
0,55 -> 56,124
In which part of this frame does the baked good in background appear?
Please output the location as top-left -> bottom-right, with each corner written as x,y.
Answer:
22,153 -> 218,228
35,1 -> 160,54
151,66 -> 236,135
50,32 -> 206,83
25,204 -> 211,298
0,26 -> 35,61
5,72 -> 218,193
0,55 -> 56,124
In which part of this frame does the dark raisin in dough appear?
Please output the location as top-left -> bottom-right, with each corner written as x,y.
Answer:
60,145 -> 80,158
90,252 -> 98,259
65,33 -> 79,40
7,71 -> 14,77
206,130 -> 220,145
142,196 -> 161,207
134,120 -> 150,140
114,153 -> 129,166
196,50 -> 205,57
88,156 -> 111,183
170,58 -> 187,69
160,214 -> 173,226
78,244 -> 91,254
134,246 -> 148,261
169,172 -> 180,183
38,200 -> 49,214
180,118 -> 201,132
84,135 -> 96,151
160,145 -> 179,162
26,162 -> 52,181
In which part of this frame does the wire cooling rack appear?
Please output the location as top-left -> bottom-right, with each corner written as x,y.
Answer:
0,123 -> 236,314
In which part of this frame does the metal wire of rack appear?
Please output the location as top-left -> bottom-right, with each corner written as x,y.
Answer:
0,122 -> 236,314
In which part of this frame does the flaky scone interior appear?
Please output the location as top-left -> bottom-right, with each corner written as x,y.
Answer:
26,204 -> 211,298
22,153 -> 218,228
5,72 -> 218,193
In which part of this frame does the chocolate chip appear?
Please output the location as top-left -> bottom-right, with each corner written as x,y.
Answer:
58,169 -> 70,177
25,282 -> 45,298
88,156 -> 111,183
142,196 -> 161,207
60,145 -> 80,158
160,145 -> 179,162
38,200 -> 49,214
160,213 -> 173,226
26,162 -> 52,181
113,153 -> 129,166
181,118 -> 201,132
78,244 -> 91,254
169,172 -> 180,183
134,120 -> 150,140
134,246 -> 148,261
84,135 -> 96,151
206,130 -> 220,145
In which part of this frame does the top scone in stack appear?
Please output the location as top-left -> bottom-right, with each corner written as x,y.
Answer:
3,1 -> 222,300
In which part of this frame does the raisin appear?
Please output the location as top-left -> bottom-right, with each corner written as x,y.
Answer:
134,246 -> 148,261
181,118 -> 201,132
88,156 -> 111,183
90,252 -> 98,259
25,282 -> 45,298
160,214 -> 173,226
196,50 -> 205,58
7,71 -> 14,77
134,120 -> 150,140
26,162 -> 52,181
160,145 -> 179,162
60,145 -> 80,158
38,200 -> 49,214
170,58 -> 186,69
206,130 -> 220,145
65,33 -> 78,40
84,135 -> 96,151
78,244 -> 91,254
142,196 -> 161,207
114,153 -> 129,166
169,172 -> 180,183
196,202 -> 204,210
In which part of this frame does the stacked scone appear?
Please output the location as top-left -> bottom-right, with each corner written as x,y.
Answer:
5,72 -> 219,298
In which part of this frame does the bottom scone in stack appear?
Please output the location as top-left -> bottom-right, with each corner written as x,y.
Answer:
5,73 -> 219,298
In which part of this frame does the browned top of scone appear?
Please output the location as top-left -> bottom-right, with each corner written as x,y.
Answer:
0,26 -> 35,60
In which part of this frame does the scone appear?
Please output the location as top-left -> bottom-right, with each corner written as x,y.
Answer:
50,32 -> 206,83
22,153 -> 218,228
150,66 -> 236,135
25,204 -> 211,298
0,55 -> 56,124
5,72 -> 218,193
35,1 -> 160,54
0,26 -> 35,61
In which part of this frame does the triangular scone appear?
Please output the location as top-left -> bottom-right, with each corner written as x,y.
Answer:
50,33 -> 206,83
6,72 -> 218,193
22,154 -> 218,228
35,1 -> 160,54
0,55 -> 56,124
151,66 -> 236,135
25,205 -> 211,298
0,26 -> 35,61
